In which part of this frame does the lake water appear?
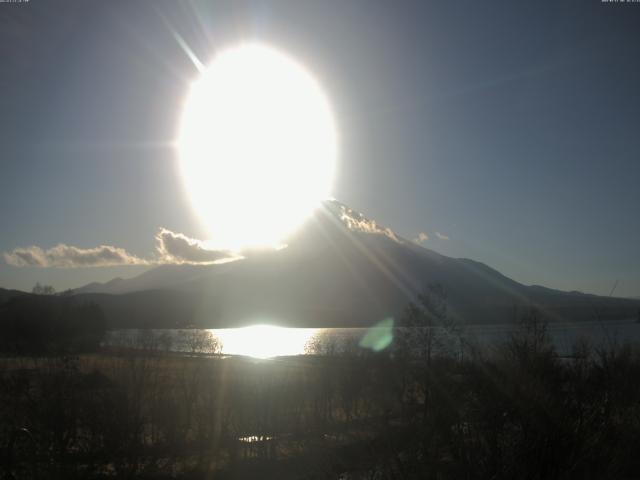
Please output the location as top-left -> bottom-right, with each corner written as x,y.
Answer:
105,318 -> 640,359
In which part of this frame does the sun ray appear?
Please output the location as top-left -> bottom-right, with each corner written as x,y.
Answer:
171,30 -> 205,73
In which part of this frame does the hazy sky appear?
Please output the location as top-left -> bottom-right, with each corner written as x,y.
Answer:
1,0 -> 639,297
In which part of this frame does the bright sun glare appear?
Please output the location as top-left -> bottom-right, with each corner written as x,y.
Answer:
178,43 -> 338,250
213,325 -> 318,359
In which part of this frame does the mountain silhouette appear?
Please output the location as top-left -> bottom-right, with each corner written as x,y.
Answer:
65,200 -> 640,328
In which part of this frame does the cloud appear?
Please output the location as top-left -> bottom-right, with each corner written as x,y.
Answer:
155,228 -> 239,265
3,229 -> 241,268
413,232 -> 429,244
435,231 -> 450,240
4,234 -> 240,269
3,244 -> 149,268
334,202 -> 402,244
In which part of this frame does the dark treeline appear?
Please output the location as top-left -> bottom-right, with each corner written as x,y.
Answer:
0,295 -> 106,355
2,291 -> 640,478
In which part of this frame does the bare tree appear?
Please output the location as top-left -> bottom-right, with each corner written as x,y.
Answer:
31,282 -> 56,295
396,284 -> 455,365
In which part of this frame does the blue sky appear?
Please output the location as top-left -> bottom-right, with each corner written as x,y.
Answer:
1,0 -> 639,297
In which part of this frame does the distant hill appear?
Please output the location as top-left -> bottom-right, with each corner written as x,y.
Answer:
70,200 -> 640,329
0,287 -> 28,304
73,266 -> 214,295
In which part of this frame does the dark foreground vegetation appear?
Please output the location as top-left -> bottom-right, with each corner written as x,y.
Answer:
2,291 -> 640,479
0,295 -> 105,355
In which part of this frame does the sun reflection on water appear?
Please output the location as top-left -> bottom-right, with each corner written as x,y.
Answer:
211,325 -> 319,359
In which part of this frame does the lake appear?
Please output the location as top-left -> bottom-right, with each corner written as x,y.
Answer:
105,318 -> 640,359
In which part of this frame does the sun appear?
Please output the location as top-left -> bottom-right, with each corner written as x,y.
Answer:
178,43 -> 338,250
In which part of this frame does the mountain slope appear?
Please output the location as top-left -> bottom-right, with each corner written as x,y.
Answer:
73,200 -> 640,328
0,287 -> 28,304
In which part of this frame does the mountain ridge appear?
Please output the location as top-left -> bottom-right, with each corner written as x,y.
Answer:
61,200 -> 640,328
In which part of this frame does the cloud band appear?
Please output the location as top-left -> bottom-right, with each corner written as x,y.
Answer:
4,228 -> 240,268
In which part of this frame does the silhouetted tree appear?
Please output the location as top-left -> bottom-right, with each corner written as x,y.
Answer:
396,283 -> 457,364
31,282 -> 56,295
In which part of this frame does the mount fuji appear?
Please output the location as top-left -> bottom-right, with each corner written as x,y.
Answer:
69,200 -> 639,328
